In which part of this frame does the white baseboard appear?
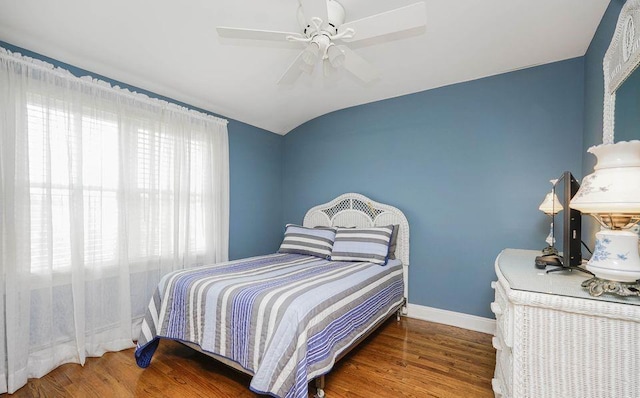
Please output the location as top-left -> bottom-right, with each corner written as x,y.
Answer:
406,303 -> 496,335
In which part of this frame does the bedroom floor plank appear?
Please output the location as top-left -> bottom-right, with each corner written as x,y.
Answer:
4,317 -> 495,398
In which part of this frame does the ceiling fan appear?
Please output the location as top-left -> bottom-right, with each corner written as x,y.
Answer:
217,0 -> 427,84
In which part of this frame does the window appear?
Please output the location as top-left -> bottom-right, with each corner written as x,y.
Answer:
27,99 -> 121,272
26,97 -> 213,273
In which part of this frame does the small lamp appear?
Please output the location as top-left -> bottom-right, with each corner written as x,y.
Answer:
570,141 -> 640,294
538,179 -> 563,255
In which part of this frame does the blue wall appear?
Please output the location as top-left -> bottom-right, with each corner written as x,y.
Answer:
228,121 -> 283,259
283,59 -> 585,318
0,41 -> 284,260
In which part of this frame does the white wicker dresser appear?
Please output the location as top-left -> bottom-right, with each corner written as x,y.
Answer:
491,249 -> 640,398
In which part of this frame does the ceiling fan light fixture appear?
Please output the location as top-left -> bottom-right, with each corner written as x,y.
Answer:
217,1 -> 427,84
299,60 -> 315,75
327,45 -> 345,68
323,59 -> 335,77
302,42 -> 320,65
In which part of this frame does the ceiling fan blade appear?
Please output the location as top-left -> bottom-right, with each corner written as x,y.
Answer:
300,0 -> 329,27
338,2 -> 426,43
277,51 -> 307,85
338,45 -> 379,83
217,26 -> 303,42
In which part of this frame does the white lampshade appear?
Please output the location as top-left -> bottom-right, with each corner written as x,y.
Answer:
302,42 -> 320,66
539,191 -> 563,215
570,141 -> 640,217
326,45 -> 345,68
299,61 -> 314,75
570,140 -> 640,282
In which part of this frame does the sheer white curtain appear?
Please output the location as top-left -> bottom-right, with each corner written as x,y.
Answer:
0,48 -> 229,393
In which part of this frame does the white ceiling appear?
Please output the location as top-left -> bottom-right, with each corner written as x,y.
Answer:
0,0 -> 610,135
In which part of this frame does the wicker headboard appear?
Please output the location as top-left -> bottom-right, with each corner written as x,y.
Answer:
303,193 -> 410,301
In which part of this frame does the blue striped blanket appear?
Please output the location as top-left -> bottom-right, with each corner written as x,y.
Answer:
135,253 -> 404,398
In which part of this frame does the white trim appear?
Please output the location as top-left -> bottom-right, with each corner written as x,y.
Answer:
406,303 -> 496,335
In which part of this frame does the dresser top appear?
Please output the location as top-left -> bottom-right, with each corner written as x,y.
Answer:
497,249 -> 640,306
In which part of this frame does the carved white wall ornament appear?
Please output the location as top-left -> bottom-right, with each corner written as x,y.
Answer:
603,0 -> 640,144
623,16 -> 635,62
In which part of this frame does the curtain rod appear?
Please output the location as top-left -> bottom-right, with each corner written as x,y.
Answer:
0,46 -> 228,127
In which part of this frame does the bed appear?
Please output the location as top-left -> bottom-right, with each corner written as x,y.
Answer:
134,193 -> 410,398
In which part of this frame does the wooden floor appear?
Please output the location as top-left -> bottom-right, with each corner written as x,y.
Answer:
6,317 -> 496,398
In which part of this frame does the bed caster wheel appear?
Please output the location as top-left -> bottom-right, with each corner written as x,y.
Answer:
315,388 -> 325,398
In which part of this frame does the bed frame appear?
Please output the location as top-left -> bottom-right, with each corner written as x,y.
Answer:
187,193 -> 410,398
303,192 -> 410,303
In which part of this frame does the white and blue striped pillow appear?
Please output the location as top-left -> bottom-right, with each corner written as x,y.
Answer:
278,224 -> 337,259
330,225 -> 394,265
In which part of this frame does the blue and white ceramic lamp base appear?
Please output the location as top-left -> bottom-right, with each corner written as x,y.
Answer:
587,229 -> 640,282
583,227 -> 640,297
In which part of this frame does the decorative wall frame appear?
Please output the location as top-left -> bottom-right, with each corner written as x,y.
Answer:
603,0 -> 640,144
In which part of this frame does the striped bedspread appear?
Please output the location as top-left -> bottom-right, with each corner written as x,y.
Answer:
135,253 -> 404,398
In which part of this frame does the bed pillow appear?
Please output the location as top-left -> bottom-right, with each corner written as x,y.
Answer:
387,224 -> 399,260
330,225 -> 394,265
278,224 -> 336,259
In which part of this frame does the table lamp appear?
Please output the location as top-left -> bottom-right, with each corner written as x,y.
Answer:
569,141 -> 640,295
538,179 -> 563,255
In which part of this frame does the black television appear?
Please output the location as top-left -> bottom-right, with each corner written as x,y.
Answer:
557,171 -> 582,267
536,171 -> 584,271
